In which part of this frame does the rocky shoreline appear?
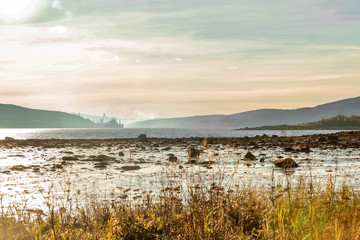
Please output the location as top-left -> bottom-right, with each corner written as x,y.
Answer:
1,130 -> 359,149
0,130 -> 359,211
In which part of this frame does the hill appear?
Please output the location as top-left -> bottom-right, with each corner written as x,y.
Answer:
239,115 -> 360,130
0,104 -> 96,128
128,96 -> 360,128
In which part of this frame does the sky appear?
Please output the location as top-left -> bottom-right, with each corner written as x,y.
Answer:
0,0 -> 360,119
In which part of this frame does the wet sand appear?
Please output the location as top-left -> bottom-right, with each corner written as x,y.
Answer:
1,131 -> 360,211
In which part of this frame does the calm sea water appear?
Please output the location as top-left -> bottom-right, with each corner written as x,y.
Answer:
0,128 -> 346,139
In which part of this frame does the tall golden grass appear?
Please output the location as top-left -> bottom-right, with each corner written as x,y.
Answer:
1,170 -> 360,239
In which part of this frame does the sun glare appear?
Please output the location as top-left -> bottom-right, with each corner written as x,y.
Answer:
0,0 -> 41,21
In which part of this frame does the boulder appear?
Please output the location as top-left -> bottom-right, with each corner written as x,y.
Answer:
300,146 -> 310,153
120,165 -> 141,171
244,151 -> 256,161
137,134 -> 147,141
327,135 -> 339,141
62,156 -> 79,161
168,156 -> 178,162
274,158 -> 299,168
91,154 -> 115,162
284,147 -> 294,152
318,136 -> 327,142
188,148 -> 201,159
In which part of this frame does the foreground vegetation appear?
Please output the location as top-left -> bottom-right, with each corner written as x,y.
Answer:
1,174 -> 360,240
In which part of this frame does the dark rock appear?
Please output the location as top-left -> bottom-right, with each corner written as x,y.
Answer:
300,146 -> 310,153
137,134 -> 147,141
8,154 -> 25,157
188,148 -> 201,159
244,151 -> 256,161
94,162 -> 108,169
9,165 -> 28,171
274,158 -> 299,168
168,156 -> 178,162
284,147 -> 294,152
186,159 -> 197,164
260,157 -> 265,163
118,151 -> 125,157
327,135 -> 339,141
318,136 -> 327,142
198,161 -> 215,165
120,165 -> 141,171
91,154 -> 115,162
62,156 -> 79,161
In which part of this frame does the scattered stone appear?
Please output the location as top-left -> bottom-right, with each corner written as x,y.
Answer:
198,161 -> 215,165
137,134 -> 147,141
119,152 -> 125,157
9,165 -> 28,171
244,151 -> 256,161
91,154 -> 115,162
301,146 -> 310,153
244,162 -> 252,167
318,136 -> 327,142
179,165 -> 184,169
62,156 -> 79,161
260,157 -> 265,163
7,154 -> 25,157
168,156 -> 178,162
63,151 -> 74,154
188,148 -> 201,159
284,147 -> 294,152
327,135 -> 339,141
274,158 -> 299,168
120,165 -> 141,171
94,162 -> 108,169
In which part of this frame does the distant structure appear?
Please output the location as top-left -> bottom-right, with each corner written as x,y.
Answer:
97,113 -> 124,128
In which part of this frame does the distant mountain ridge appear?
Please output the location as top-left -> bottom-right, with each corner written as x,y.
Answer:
128,96 -> 360,128
239,115 -> 360,130
0,104 -> 95,128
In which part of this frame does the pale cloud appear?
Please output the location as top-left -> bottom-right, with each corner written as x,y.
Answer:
0,0 -> 360,117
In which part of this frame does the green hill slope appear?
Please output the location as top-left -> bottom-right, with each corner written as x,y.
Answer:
0,104 -> 96,128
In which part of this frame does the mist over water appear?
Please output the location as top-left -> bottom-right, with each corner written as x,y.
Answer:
0,128 -> 346,140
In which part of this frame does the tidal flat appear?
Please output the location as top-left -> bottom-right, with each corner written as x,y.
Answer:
1,131 -> 360,239
1,131 -> 360,209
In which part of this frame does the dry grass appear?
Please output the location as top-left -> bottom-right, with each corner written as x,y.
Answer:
1,172 -> 360,240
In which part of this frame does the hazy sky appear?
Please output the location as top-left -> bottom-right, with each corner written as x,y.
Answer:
1,0 -> 360,118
